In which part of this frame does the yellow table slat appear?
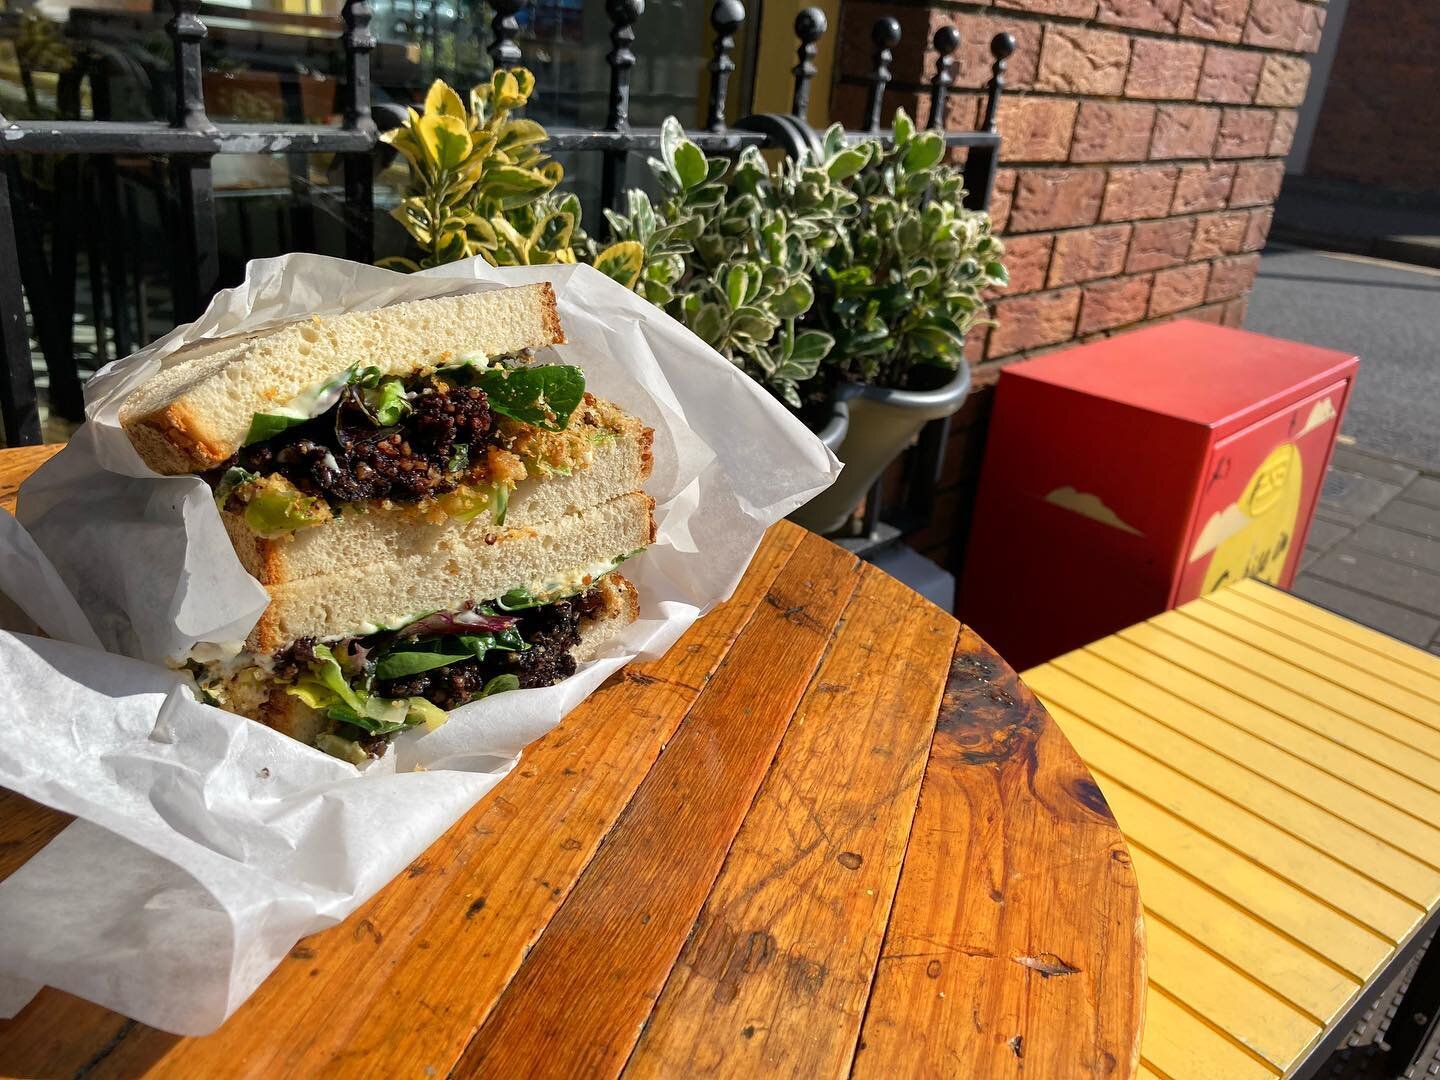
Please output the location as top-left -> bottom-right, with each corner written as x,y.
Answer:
1186,600 -> 1440,726
1231,578 -> 1440,681
1212,589 -> 1440,707
1143,918 -> 1317,1071
1126,847 -> 1356,1023
1050,645 -> 1440,872
1119,622 -> 1440,799
1028,665 -> 1440,908
1084,773 -> 1393,979
1155,609 -> 1440,761
1049,706 -> 1420,942
1140,989 -> 1279,1080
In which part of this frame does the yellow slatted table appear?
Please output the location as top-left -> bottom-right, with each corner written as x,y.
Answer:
1023,577 -> 1440,1080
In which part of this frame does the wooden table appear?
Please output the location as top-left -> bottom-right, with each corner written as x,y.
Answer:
0,446 -> 1144,1078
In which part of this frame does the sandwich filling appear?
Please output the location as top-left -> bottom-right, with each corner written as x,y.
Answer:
194,562 -> 637,762
208,358 -> 617,538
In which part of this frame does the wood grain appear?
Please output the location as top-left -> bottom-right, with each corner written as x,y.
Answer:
0,443 -> 62,513
854,627 -> 1146,1078
453,532 -> 864,1077
624,564 -> 959,1078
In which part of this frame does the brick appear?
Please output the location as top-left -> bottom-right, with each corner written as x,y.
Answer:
1036,26 -> 1131,96
1007,168 -> 1107,232
1100,165 -> 1181,221
1097,0 -> 1180,32
1127,218 -> 1196,271
1125,39 -> 1204,99
1149,263 -> 1210,315
1231,160 -> 1286,206
996,0 -> 1099,18
957,16 -> 1043,90
988,289 -> 1082,357
1222,296 -> 1249,327
1172,163 -> 1237,213
1071,102 -> 1156,163
1079,275 -> 1153,334
1297,3 -> 1326,52
1178,0 -> 1248,42
1215,108 -> 1277,158
1256,54 -> 1310,106
1243,206 -> 1275,252
990,169 -> 1018,233
1048,224 -> 1133,286
1150,105 -> 1221,158
836,4 -> 936,85
1189,302 -> 1227,324
1206,253 -> 1261,300
1190,211 -> 1249,258
1245,0 -> 1322,51
995,97 -> 1079,162
1269,110 -> 1298,156
1197,47 -> 1263,103
997,233 -> 1055,295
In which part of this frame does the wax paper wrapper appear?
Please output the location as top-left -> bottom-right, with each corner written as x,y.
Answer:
0,256 -> 840,1034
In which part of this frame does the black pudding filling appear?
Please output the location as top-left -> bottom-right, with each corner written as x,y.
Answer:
210,369 -> 506,507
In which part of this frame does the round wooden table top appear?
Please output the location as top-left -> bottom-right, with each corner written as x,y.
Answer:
0,445 -> 1144,1078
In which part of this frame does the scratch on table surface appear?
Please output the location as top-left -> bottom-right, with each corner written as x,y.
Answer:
1013,952 -> 1081,977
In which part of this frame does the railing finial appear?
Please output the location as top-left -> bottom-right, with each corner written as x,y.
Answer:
489,0 -> 523,71
928,24 -> 960,131
707,0 -> 745,132
982,32 -> 1016,133
167,0 -> 213,131
790,7 -> 826,121
605,0 -> 644,132
341,0 -> 376,135
864,16 -> 900,133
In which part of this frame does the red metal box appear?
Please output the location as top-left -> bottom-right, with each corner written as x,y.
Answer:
959,320 -> 1359,671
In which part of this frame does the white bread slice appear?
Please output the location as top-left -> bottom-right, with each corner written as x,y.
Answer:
237,572 -> 639,746
222,411 -> 653,586
121,284 -> 564,476
248,491 -> 654,651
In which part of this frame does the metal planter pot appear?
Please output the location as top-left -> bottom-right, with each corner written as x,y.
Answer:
792,363 -> 972,536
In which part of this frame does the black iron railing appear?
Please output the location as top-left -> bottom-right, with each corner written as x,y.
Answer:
0,2 -> 1011,486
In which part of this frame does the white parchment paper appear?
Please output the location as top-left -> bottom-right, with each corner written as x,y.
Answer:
0,256 -> 839,1034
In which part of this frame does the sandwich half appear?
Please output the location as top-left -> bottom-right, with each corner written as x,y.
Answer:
120,284 -> 655,761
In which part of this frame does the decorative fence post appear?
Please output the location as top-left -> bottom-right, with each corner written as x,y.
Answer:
961,32 -> 1014,212
601,0 -> 643,212
489,0 -> 523,71
707,0 -> 744,132
0,170 -> 40,444
342,0 -> 377,264
167,0 -> 218,323
928,26 -> 959,130
790,8 -> 825,122
864,17 -> 900,133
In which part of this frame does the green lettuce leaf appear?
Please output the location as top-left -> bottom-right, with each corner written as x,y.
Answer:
474,365 -> 585,431
374,649 -> 472,681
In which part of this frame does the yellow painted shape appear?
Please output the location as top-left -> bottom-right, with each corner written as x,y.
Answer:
1144,917 -> 1317,1071
1049,644 -> 1440,873
1141,989 -> 1279,1080
1231,578 -> 1440,680
1186,599 -> 1440,726
1156,608 -> 1440,759
1126,846 -> 1356,1022
1074,767 -> 1393,979
1211,587 -> 1440,707
1028,664 -> 1440,907
1202,443 -> 1303,595
1123,620 -> 1440,794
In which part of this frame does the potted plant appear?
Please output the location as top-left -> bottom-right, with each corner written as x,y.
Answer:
791,111 -> 1007,535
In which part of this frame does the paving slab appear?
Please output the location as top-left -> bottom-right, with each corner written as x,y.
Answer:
1331,445 -> 1420,487
1317,470 -> 1405,526
1405,475 -> 1440,510
1347,522 -> 1440,576
1304,517 -> 1353,556
1290,574 -> 1440,648
1306,547 -> 1440,618
1373,498 -> 1440,537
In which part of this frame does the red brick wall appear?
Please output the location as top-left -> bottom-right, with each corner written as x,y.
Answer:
1304,0 -> 1440,192
830,0 -> 1323,571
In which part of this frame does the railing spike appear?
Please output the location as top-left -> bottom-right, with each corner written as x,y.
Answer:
928,24 -> 960,131
790,7 -> 826,121
341,0 -> 376,135
864,16 -> 900,133
982,32 -> 1016,133
605,0 -> 644,132
489,0 -> 523,71
167,0 -> 212,131
707,0 -> 745,132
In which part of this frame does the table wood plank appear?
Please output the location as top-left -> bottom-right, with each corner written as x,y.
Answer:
452,532 -> 864,1077
853,627 -> 1145,1078
0,444 -> 62,514
623,564 -> 959,1078
0,525 -> 806,1079
1141,989 -> 1277,1080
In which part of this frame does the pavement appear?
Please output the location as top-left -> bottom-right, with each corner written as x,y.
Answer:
1271,177 -> 1440,270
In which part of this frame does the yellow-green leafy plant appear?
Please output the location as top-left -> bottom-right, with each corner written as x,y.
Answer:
379,72 -> 633,274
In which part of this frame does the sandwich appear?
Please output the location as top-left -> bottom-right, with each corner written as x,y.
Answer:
119,284 -> 654,762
